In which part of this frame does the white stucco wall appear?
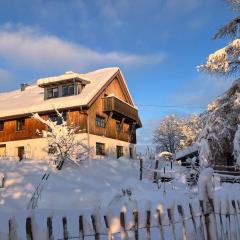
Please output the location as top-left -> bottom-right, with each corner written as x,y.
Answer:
0,133 -> 136,160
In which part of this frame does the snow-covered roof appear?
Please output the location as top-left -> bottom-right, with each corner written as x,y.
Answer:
0,67 -> 133,119
176,144 -> 199,160
37,71 -> 91,87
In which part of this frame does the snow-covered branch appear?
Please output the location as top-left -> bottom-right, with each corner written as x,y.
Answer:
33,111 -> 91,170
197,39 -> 240,75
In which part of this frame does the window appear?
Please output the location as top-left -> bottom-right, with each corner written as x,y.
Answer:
62,84 -> 74,96
0,121 -> 4,131
96,142 -> 105,155
49,112 -> 67,125
47,87 -> 58,99
116,146 -> 124,158
96,115 -> 105,128
116,122 -> 123,132
16,119 -> 25,131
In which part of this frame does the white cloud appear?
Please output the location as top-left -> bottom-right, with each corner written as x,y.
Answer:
0,25 -> 165,73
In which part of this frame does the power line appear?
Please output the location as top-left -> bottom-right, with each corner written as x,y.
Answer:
135,104 -> 206,109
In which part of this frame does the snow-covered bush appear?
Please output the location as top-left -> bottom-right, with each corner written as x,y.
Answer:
33,110 -> 91,170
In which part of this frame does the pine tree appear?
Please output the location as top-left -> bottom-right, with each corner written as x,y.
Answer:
198,0 -> 240,75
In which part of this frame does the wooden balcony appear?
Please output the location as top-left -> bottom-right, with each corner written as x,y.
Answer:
103,96 -> 141,126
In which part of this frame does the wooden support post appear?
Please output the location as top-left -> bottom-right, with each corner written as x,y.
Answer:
62,217 -> 68,240
140,159 -> 143,181
133,211 -> 139,240
104,112 -> 113,136
91,215 -> 100,240
79,216 -> 84,240
47,217 -> 53,240
26,217 -> 33,240
177,205 -> 188,240
189,203 -> 197,238
120,118 -> 125,132
156,209 -> 164,240
9,219 -> 16,240
225,200 -> 232,240
104,215 -> 113,240
146,210 -> 151,240
120,211 -> 127,240
218,201 -> 225,240
153,160 -> 159,183
167,208 -> 176,240
232,200 -> 240,239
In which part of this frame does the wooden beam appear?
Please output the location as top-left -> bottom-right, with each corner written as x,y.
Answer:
120,117 -> 125,131
104,112 -> 113,136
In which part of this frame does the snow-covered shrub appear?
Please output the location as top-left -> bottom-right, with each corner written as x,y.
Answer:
33,110 -> 91,170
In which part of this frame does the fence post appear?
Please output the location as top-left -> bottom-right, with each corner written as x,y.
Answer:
153,160 -> 159,183
231,200 -> 240,239
91,215 -> 100,240
62,217 -> 68,240
79,216 -> 84,240
26,217 -> 33,240
47,217 -> 53,240
156,209 -> 164,240
146,210 -> 151,240
167,208 -> 176,240
225,200 -> 232,240
120,211 -> 127,240
218,201 -> 225,240
140,159 -> 143,180
188,203 -> 197,237
133,211 -> 139,240
9,219 -> 17,240
104,215 -> 113,240
177,205 -> 188,240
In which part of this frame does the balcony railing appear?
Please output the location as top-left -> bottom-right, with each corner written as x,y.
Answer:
103,96 -> 139,123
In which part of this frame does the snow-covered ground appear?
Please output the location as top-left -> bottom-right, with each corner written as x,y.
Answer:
0,157 -> 239,213
0,157 -> 240,239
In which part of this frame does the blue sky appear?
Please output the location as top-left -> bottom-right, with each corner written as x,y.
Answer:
0,0 -> 236,150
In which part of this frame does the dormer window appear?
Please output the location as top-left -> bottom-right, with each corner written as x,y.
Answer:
37,71 -> 90,100
62,84 -> 74,96
47,87 -> 58,99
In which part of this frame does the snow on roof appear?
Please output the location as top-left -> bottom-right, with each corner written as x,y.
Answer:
0,67 -> 126,119
37,71 -> 91,86
176,144 -> 199,160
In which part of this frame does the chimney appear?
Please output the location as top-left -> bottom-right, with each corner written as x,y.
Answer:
20,83 -> 29,92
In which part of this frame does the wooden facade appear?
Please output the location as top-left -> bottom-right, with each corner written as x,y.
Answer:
0,77 -> 140,144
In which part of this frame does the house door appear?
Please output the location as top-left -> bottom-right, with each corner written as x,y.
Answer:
0,144 -> 6,157
18,146 -> 25,161
116,146 -> 123,159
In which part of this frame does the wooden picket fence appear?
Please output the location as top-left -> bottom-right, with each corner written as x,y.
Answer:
4,198 -> 240,240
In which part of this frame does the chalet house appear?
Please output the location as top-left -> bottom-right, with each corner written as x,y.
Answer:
0,67 -> 142,160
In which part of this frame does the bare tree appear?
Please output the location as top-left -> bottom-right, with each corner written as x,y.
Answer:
153,115 -> 201,154
33,110 -> 91,170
